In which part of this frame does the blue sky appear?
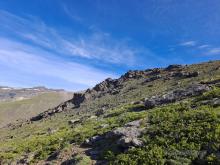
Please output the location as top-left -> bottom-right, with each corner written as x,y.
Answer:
0,0 -> 219,91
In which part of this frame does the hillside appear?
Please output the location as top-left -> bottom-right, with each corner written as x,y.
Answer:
0,60 -> 220,165
0,87 -> 72,128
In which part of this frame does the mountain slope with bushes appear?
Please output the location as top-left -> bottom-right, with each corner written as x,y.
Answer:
0,60 -> 220,165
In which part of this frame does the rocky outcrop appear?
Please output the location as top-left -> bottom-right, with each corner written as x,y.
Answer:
171,71 -> 199,78
31,93 -> 85,121
144,84 -> 210,109
84,119 -> 144,149
71,93 -> 86,108
201,79 -> 220,85
93,78 -> 120,92
143,75 -> 162,83
165,64 -> 183,71
199,98 -> 220,107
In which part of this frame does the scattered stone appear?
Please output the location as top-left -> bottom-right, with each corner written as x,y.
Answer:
125,119 -> 142,127
213,98 -> 220,107
90,115 -> 97,119
18,153 -> 35,164
131,101 -> 143,105
47,128 -> 58,135
95,109 -> 105,116
68,119 -> 80,125
84,135 -> 104,146
98,124 -> 109,129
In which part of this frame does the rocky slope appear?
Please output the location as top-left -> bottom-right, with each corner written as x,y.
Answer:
0,60 -> 220,165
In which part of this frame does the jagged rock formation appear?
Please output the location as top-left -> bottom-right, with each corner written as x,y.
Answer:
29,61 -> 219,122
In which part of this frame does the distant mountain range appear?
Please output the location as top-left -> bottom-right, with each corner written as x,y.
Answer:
0,86 -> 65,102
0,86 -> 73,128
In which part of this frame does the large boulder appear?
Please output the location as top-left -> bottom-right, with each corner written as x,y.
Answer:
105,119 -> 144,148
106,127 -> 143,138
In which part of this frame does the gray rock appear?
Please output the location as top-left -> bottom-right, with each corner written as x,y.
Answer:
144,98 -> 157,109
106,127 -> 143,138
68,119 -> 80,125
131,138 -> 144,147
84,135 -> 103,145
117,137 -> 133,147
125,120 -> 142,127
213,98 -> 220,107
117,136 -> 143,148
89,115 -> 97,119
98,124 -> 109,128
131,101 -> 143,105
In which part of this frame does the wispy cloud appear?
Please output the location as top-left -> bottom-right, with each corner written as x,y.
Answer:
179,39 -> 220,56
198,44 -> 209,49
180,41 -> 197,47
62,4 -> 83,22
206,47 -> 220,55
0,37 -> 116,90
0,10 -> 138,66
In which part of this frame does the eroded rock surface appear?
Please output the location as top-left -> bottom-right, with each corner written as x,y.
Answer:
144,84 -> 210,109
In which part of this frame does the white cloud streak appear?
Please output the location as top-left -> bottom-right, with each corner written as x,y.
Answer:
0,10 -> 137,65
180,41 -> 197,47
0,37 -> 116,90
198,44 -> 209,49
206,47 -> 220,55
179,40 -> 220,56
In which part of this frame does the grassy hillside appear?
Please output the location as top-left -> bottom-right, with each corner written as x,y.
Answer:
0,60 -> 219,164
0,92 -> 72,128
